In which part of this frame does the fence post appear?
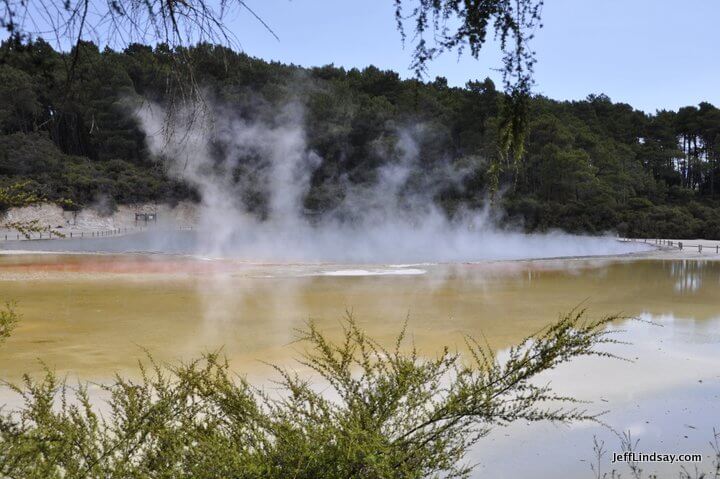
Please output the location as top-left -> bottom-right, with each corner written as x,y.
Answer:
699,244 -> 702,253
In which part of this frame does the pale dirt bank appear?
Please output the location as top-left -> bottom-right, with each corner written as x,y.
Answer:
0,202 -> 199,238
619,238 -> 720,260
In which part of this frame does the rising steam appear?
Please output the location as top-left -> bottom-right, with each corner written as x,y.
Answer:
135,100 -> 648,263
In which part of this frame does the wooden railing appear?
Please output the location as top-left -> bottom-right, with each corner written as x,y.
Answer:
0,225 -> 195,241
0,227 -> 134,241
620,237 -> 720,253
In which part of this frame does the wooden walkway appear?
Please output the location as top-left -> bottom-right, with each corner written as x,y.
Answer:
621,237 -> 720,254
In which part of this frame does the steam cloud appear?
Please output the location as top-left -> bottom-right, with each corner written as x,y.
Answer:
136,100 -> 648,263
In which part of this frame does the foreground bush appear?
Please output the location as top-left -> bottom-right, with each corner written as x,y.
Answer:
0,309 -> 621,478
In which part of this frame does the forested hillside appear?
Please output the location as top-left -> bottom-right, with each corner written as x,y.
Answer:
1,38 -> 719,238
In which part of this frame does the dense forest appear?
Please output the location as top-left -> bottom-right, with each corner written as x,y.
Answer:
1,38 -> 719,238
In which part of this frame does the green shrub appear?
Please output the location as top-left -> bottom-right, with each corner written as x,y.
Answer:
1,309 -> 620,478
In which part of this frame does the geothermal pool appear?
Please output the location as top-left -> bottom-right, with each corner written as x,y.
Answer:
0,250 -> 718,478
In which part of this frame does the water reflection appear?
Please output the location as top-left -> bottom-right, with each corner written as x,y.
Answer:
476,313 -> 720,479
0,256 -> 719,377
0,255 -> 719,478
666,259 -> 715,293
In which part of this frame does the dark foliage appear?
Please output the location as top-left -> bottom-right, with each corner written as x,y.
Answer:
1,39 -> 720,238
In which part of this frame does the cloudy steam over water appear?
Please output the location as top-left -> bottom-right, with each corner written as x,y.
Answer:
136,101 -> 648,263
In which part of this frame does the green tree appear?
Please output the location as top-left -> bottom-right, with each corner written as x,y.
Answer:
0,65 -> 40,134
